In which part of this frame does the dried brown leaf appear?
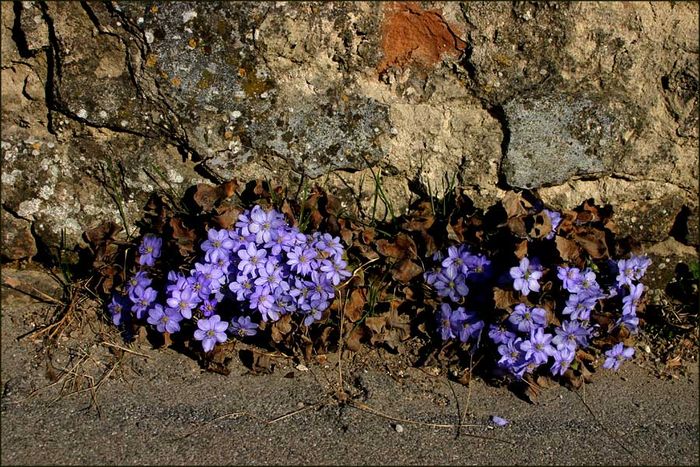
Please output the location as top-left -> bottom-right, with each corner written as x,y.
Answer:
271,314 -> 293,343
203,341 -> 237,375
361,228 -> 376,244
376,233 -> 417,260
213,205 -> 242,229
193,183 -> 220,211
402,216 -> 435,232
529,211 -> 553,239
502,191 -> 531,218
391,259 -> 423,284
514,239 -> 528,259
170,217 -> 196,256
345,288 -> 367,322
345,326 -> 367,352
573,228 -> 609,259
555,236 -> 582,264
494,288 -> 519,310
364,316 -> 386,335
508,217 -> 528,238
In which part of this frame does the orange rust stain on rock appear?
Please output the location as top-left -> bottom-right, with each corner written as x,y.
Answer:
379,2 -> 467,73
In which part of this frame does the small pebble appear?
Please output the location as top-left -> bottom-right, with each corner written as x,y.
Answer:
394,423 -> 404,433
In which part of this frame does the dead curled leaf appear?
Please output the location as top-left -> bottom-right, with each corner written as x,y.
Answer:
391,259 -> 423,284
271,314 -> 293,343
170,217 -> 196,256
344,288 -> 367,323
365,303 -> 411,350
375,233 -> 417,260
573,227 -> 609,259
493,288 -> 519,310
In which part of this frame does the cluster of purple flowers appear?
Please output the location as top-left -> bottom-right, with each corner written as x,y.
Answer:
425,245 -> 491,344
613,255 -> 651,334
108,205 -> 350,353
425,234 -> 651,379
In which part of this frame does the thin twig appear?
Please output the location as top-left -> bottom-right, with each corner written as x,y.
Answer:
574,390 -> 636,461
338,257 -> 380,289
336,289 -> 348,400
176,412 -> 254,440
1,280 -> 63,304
347,400 -> 512,445
101,341 -> 151,359
447,378 -> 462,439
266,402 -> 321,424
459,353 -> 475,439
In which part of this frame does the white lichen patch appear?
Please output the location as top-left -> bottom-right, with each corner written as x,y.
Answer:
38,185 -> 54,200
3,169 -> 22,185
17,198 -> 42,218
167,168 -> 184,184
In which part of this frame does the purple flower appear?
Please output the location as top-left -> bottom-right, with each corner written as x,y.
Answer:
616,313 -> 640,334
230,316 -> 258,337
138,234 -> 162,267
519,327 -> 555,364
622,283 -> 644,316
442,246 -> 471,276
631,255 -> 651,281
250,288 -> 277,322
320,258 -> 351,286
108,295 -> 130,326
433,268 -> 469,302
254,260 -> 288,293
544,209 -> 562,240
562,294 -> 597,321
490,415 -> 509,427
287,246 -> 317,276
187,272 -> 212,300
451,308 -> 484,343
248,205 -> 284,244
552,320 -> 590,351
438,303 -> 457,341
508,304 -> 547,333
497,338 -> 530,378
237,242 -> 267,276
129,285 -> 157,319
229,274 -> 255,301
488,323 -> 517,345
320,233 -> 345,259
466,254 -> 492,282
509,257 -> 543,296
615,259 -> 637,288
166,287 -> 199,319
194,262 -> 226,287
557,266 -> 582,293
193,315 -> 229,352
603,343 -> 635,371
201,228 -> 234,263
550,347 -> 575,376
300,300 -> 326,326
147,304 -> 183,334
165,271 -> 188,294
126,271 -> 152,298
309,271 -> 333,303
578,269 -> 603,300
199,298 -> 218,318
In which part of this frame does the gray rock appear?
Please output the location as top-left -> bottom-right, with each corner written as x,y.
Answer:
1,209 -> 37,261
501,90 -> 640,189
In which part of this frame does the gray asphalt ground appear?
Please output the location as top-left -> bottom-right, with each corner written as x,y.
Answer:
1,268 -> 698,465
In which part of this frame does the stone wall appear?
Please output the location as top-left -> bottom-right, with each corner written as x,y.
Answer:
2,2 -> 698,270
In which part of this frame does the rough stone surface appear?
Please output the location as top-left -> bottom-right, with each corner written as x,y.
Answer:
1,210 -> 37,261
1,1 -> 698,266
501,89 -> 642,189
